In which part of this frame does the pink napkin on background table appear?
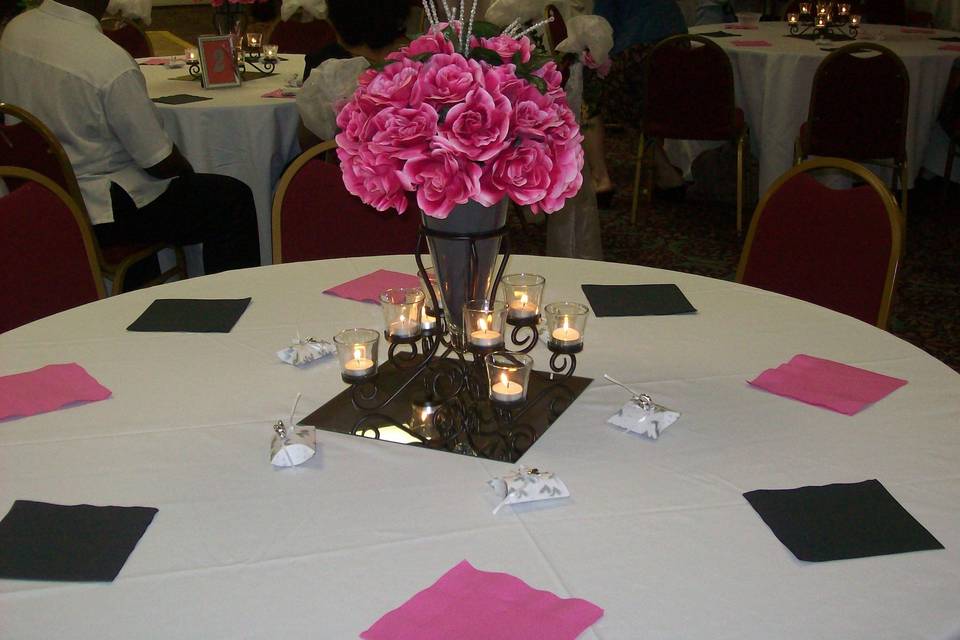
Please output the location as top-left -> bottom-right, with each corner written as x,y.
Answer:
323,269 -> 421,304
748,354 -> 907,415
940,44 -> 960,51
360,560 -> 603,640
0,363 -> 111,420
261,88 -> 296,99
732,39 -> 772,46
140,57 -> 169,65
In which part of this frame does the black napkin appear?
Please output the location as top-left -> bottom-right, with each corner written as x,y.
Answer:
581,284 -> 696,317
931,36 -> 960,41
700,30 -> 742,37
744,480 -> 944,562
0,500 -> 158,582
152,94 -> 212,105
127,298 -> 252,332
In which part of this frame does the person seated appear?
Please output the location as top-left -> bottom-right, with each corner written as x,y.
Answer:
296,0 -> 410,149
0,0 -> 260,286
696,0 -> 739,25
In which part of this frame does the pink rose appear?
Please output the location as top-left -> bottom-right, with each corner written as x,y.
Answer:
483,64 -> 524,102
477,35 -> 532,64
402,146 -> 482,218
478,138 -> 554,207
357,67 -> 378,87
334,98 -> 381,154
364,58 -> 422,107
511,85 -> 563,138
338,147 -> 412,214
534,61 -> 564,92
366,103 -> 439,159
581,50 -> 613,78
438,87 -> 511,161
535,138 -> 584,213
400,31 -> 456,58
414,53 -> 483,105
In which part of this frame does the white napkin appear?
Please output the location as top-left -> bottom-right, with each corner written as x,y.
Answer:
277,336 -> 335,366
280,0 -> 327,21
489,466 -> 570,514
555,14 -> 614,64
296,56 -> 370,140
105,0 -> 152,24
270,420 -> 316,467
608,396 -> 681,440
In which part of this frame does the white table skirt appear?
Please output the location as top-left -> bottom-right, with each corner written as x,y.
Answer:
665,23 -> 960,195
140,56 -> 305,267
2,255 -> 959,639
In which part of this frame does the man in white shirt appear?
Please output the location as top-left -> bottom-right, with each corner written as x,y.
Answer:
0,0 -> 260,283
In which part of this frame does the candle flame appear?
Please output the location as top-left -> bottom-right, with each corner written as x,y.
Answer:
520,293 -> 528,305
421,409 -> 429,421
562,316 -> 570,331
478,317 -> 487,332
500,372 -> 510,389
353,346 -> 364,361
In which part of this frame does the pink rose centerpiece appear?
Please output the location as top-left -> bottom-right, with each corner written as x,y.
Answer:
335,6 -> 584,219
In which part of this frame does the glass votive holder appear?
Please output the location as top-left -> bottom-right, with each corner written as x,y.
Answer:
544,302 -> 588,353
418,266 -> 442,311
485,352 -> 533,405
463,299 -> 507,350
799,1 -> 811,13
838,2 -> 850,14
245,31 -> 262,49
787,12 -> 799,23
816,14 -> 827,26
502,273 -> 545,323
850,13 -> 860,24
380,288 -> 424,341
185,47 -> 199,62
334,328 -> 379,383
263,43 -> 279,60
408,397 -> 440,440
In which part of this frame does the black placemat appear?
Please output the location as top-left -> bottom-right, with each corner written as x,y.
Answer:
744,480 -> 944,562
701,30 -> 742,37
931,36 -> 960,41
127,298 -> 251,332
581,284 -> 697,317
152,94 -> 212,105
0,500 -> 158,582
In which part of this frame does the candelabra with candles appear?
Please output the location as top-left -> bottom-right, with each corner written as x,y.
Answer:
185,34 -> 277,80
300,229 -> 593,463
787,1 -> 860,39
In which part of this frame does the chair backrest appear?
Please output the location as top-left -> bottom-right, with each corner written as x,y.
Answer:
736,158 -> 903,329
543,4 -> 568,54
0,167 -> 105,333
643,34 -> 739,140
802,43 -> 908,161
266,17 -> 336,54
272,141 -> 422,264
101,17 -> 154,58
939,60 -> 960,142
0,102 -> 85,208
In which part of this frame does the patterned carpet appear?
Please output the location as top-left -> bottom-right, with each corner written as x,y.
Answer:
509,127 -> 960,372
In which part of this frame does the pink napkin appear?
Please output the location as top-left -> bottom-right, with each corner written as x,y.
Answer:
939,44 -> 960,51
361,560 -> 603,640
900,27 -> 935,33
724,23 -> 760,29
748,354 -> 907,415
140,57 -> 169,65
733,39 -> 772,46
323,269 -> 421,304
261,88 -> 295,99
0,363 -> 111,420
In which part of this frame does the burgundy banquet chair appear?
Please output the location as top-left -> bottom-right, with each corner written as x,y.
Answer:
0,167 -> 105,333
266,16 -> 336,54
271,141 -> 422,264
794,43 -> 910,218
101,17 -> 154,58
736,158 -> 903,329
543,4 -> 568,54
639,34 -> 748,232
0,102 -> 185,294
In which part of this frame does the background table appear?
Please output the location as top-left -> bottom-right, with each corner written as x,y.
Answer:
140,55 -> 305,267
666,23 -> 960,196
2,255 -> 959,639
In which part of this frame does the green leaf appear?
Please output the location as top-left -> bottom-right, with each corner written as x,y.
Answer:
471,21 -> 501,38
410,52 -> 435,63
517,70 -> 548,95
469,47 -> 505,66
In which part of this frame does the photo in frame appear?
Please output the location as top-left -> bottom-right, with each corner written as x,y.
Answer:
197,35 -> 240,89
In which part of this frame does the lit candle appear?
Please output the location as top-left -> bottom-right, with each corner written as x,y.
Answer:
800,2 -> 811,13
850,13 -> 860,24
420,307 -> 437,331
838,3 -> 850,14
491,372 -> 523,403
508,292 -> 538,320
787,12 -> 799,23
185,47 -> 198,62
247,33 -> 260,47
388,313 -> 419,338
343,346 -> 374,378
470,316 -> 502,347
551,317 -> 582,345
263,43 -> 279,60
817,4 -> 827,15
816,15 -> 826,26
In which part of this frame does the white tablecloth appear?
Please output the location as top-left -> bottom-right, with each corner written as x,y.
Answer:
666,23 -> 960,195
2,255 -> 959,639
140,55 -> 305,267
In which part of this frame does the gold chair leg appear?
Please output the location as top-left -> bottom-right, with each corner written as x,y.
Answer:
944,143 -> 956,207
899,162 -> 909,222
630,134 -> 645,224
736,131 -> 746,235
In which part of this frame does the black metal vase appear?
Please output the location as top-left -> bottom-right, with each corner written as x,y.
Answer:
420,199 -> 509,341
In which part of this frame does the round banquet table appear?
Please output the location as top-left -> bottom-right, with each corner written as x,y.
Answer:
665,23 -> 960,196
139,55 -> 306,267
1,255 -> 959,639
